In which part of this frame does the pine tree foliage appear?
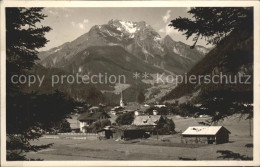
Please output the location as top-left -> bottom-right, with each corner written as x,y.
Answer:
166,7 -> 253,123
6,8 -> 76,160
6,8 -> 51,71
169,7 -> 253,48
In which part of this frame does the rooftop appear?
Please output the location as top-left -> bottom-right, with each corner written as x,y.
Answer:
133,115 -> 162,126
182,126 -> 230,136
78,111 -> 110,121
98,125 -> 155,132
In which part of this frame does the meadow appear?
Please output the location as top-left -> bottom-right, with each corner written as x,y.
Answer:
26,114 -> 253,160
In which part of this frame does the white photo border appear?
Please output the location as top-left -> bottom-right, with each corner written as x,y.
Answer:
1,1 -> 259,166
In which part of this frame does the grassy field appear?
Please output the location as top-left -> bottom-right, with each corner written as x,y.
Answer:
170,114 -> 253,136
26,114 -> 253,160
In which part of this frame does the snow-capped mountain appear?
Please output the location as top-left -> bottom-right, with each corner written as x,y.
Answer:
39,19 -> 209,74
36,19 -> 211,104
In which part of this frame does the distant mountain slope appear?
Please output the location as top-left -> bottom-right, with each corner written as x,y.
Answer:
22,64 -> 105,105
63,45 -> 165,78
37,19 -> 211,104
161,25 -> 253,103
162,35 -> 208,74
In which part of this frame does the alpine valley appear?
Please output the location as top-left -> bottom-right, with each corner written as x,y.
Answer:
32,19 -> 210,104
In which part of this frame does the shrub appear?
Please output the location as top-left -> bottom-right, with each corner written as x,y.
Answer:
156,117 -> 176,135
85,119 -> 111,133
115,112 -> 134,125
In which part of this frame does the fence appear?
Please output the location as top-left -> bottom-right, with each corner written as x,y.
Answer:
41,135 -> 59,139
41,133 -> 99,140
57,132 -> 98,136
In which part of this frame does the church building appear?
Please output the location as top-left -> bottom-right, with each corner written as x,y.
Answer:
120,91 -> 126,107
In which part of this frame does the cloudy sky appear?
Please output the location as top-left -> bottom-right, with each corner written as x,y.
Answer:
40,7 -> 211,51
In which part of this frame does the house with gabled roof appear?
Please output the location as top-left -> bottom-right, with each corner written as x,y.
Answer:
97,125 -> 154,140
132,115 -> 163,126
181,126 -> 231,144
78,111 -> 110,132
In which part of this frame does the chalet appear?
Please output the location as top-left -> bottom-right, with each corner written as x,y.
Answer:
134,110 -> 145,116
88,106 -> 100,113
133,115 -> 163,127
144,104 -> 150,107
109,107 -> 132,115
97,126 -> 113,139
78,112 -> 110,132
113,125 -> 152,140
97,125 -> 152,140
132,114 -> 168,136
181,126 -> 231,144
97,113 -> 169,140
154,104 -> 166,108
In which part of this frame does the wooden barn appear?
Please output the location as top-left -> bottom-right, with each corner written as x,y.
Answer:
97,125 -> 153,140
97,126 -> 113,139
181,126 -> 231,144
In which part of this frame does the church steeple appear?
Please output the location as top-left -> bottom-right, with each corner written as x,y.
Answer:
120,91 -> 125,107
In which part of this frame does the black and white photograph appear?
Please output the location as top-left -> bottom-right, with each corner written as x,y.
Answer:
1,1 -> 259,166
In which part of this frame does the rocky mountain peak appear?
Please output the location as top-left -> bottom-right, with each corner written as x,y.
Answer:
163,35 -> 175,42
107,19 -> 139,34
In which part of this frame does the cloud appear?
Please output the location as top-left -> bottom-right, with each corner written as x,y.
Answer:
71,19 -> 89,30
48,9 -> 58,15
159,28 -> 165,33
186,7 -> 191,12
165,25 -> 179,35
60,8 -> 71,12
159,24 -> 180,35
159,10 -> 181,35
78,23 -> 84,29
162,10 -> 171,23
71,21 -> 76,27
83,19 -> 89,24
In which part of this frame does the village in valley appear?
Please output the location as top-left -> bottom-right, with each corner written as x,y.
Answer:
26,91 -> 253,160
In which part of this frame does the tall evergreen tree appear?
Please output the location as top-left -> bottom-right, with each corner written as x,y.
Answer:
169,7 -> 253,48
6,8 -> 51,93
6,8 -> 76,160
168,8 -> 253,124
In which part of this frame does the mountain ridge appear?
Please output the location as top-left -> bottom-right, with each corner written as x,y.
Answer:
36,19 -> 211,104
38,19 -> 210,75
161,25 -> 253,103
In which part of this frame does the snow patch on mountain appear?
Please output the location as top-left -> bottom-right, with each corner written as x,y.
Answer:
195,46 -> 209,55
154,36 -> 161,41
142,47 -> 155,58
173,47 -> 181,55
106,29 -> 113,36
108,43 -> 120,46
54,48 -> 61,53
179,54 -> 193,61
53,57 -> 57,64
129,34 -> 135,38
173,47 -> 193,61
119,21 -> 137,33
78,66 -> 83,73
